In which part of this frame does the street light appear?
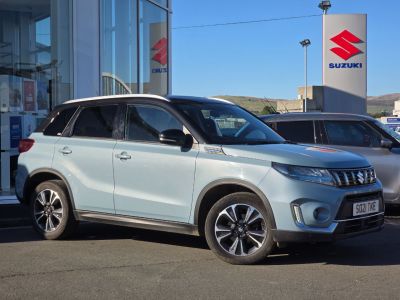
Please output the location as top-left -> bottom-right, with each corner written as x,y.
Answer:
299,39 -> 311,113
318,1 -> 331,14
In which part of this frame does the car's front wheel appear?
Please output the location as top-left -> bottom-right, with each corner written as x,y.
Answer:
205,192 -> 275,264
30,180 -> 77,240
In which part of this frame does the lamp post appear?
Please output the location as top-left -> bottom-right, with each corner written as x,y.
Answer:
318,1 -> 332,14
299,39 -> 311,112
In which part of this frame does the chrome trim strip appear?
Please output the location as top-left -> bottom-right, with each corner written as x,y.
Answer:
335,212 -> 384,222
294,222 -> 338,234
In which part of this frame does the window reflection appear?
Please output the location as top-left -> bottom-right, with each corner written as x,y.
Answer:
140,0 -> 168,96
101,0 -> 138,95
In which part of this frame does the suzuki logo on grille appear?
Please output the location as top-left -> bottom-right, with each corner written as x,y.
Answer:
152,38 -> 168,65
330,30 -> 363,61
357,171 -> 365,184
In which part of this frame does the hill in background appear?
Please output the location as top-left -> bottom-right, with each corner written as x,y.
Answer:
216,93 -> 400,115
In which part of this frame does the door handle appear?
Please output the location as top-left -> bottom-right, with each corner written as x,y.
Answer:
59,146 -> 72,155
115,151 -> 131,160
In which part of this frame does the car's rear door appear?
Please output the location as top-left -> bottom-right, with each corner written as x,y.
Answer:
270,120 -> 317,144
52,104 -> 119,214
112,102 -> 198,222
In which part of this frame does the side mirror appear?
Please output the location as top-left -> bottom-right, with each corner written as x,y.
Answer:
381,139 -> 393,149
159,129 -> 187,146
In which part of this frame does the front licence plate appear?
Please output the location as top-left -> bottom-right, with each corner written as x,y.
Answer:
353,200 -> 379,217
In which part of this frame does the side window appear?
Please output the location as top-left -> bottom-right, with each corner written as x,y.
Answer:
266,122 -> 277,131
43,107 -> 78,136
72,105 -> 118,139
126,105 -> 183,142
275,121 -> 315,143
324,120 -> 382,147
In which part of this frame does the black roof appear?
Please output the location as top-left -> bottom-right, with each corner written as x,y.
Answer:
260,112 -> 375,122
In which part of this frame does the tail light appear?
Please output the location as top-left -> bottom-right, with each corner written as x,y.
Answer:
19,139 -> 35,153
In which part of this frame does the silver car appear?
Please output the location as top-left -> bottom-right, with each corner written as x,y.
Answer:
261,113 -> 400,205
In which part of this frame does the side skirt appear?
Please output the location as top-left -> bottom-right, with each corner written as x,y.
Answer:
75,210 -> 200,236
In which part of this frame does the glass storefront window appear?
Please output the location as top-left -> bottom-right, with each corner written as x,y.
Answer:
140,0 -> 168,96
0,0 -> 72,191
101,0 -> 139,96
150,0 -> 169,9
101,0 -> 169,97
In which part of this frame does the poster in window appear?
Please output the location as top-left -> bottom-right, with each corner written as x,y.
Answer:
23,79 -> 36,112
10,116 -> 22,149
36,81 -> 49,114
0,75 -> 10,112
9,76 -> 23,112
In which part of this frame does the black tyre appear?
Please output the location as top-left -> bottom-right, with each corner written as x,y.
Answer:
30,180 -> 77,240
205,192 -> 275,265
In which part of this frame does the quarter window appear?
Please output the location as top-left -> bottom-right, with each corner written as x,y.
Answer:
72,105 -> 118,138
275,121 -> 315,143
324,120 -> 382,147
126,105 -> 183,142
43,107 -> 78,136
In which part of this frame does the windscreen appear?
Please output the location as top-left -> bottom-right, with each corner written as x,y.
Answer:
173,102 -> 285,145
373,120 -> 400,142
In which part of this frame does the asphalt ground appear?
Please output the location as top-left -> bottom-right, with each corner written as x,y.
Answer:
1,217 -> 400,299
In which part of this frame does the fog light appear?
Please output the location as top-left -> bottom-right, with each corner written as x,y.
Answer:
313,207 -> 330,223
293,205 -> 304,224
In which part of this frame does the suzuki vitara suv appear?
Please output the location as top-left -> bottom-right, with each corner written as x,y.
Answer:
16,95 -> 384,264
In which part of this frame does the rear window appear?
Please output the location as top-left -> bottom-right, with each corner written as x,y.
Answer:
72,105 -> 118,139
275,121 -> 315,144
43,107 -> 78,136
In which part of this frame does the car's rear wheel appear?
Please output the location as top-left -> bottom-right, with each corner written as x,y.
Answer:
205,192 -> 275,264
30,180 -> 77,240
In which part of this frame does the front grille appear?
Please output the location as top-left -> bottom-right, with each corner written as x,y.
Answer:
330,167 -> 376,187
335,192 -> 383,220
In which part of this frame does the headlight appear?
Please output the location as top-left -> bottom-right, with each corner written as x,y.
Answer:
272,162 -> 336,186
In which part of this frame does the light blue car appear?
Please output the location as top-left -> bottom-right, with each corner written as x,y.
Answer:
16,95 -> 384,264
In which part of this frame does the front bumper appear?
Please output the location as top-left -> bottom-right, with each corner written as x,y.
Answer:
272,212 -> 384,243
259,167 -> 384,239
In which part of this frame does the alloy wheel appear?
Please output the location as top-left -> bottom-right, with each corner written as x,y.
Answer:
34,189 -> 64,232
214,204 -> 267,256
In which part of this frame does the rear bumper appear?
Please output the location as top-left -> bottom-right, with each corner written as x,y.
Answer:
272,212 -> 384,243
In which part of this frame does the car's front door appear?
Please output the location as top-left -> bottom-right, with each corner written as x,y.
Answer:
52,104 -> 119,214
320,120 -> 400,202
113,103 -> 198,222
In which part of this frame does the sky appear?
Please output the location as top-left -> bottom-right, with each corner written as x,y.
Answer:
171,0 -> 400,99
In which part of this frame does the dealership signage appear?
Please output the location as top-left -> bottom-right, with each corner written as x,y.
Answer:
323,14 -> 367,113
386,118 -> 400,123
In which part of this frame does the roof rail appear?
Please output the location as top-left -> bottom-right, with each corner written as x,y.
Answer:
64,94 -> 169,104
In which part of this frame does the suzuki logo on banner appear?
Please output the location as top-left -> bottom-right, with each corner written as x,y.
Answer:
330,30 -> 363,61
152,38 -> 168,65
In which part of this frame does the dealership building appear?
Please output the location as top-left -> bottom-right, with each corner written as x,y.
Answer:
0,0 -> 171,192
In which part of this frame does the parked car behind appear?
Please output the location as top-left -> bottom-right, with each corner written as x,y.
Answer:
261,113 -> 400,206
16,96 -> 384,264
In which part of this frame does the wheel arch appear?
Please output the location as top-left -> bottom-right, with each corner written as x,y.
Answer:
23,168 -> 77,213
194,179 -> 276,236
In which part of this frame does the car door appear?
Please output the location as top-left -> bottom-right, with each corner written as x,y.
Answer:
113,103 -> 198,223
52,104 -> 119,214
320,120 -> 400,202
